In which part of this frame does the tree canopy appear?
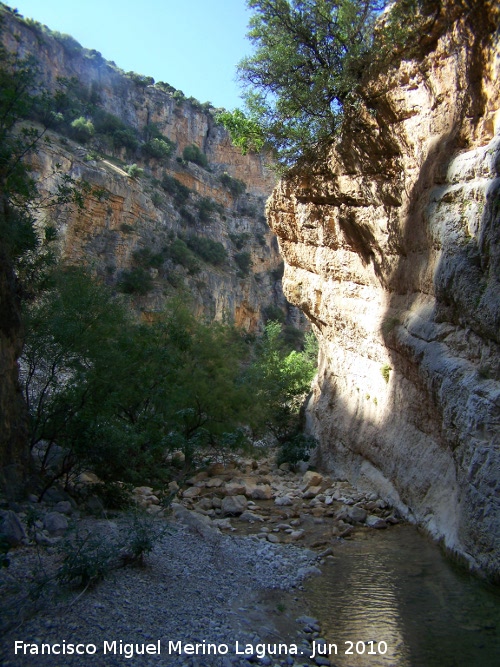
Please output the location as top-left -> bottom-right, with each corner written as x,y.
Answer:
219,0 -> 426,169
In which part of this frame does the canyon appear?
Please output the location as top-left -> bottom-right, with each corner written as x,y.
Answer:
267,0 -> 500,577
0,1 -> 499,579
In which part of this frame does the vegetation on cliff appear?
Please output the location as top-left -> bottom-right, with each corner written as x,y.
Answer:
220,0 -> 430,168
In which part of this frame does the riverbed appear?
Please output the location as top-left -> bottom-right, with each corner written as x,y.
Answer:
305,525 -> 499,667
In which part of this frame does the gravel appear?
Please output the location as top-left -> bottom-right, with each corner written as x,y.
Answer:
0,512 -> 319,667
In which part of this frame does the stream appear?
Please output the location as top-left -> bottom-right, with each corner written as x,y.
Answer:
304,525 -> 499,667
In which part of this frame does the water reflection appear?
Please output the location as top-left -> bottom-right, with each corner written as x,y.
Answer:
305,526 -> 499,667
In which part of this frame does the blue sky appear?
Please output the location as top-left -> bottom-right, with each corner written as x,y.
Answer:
9,0 -> 253,110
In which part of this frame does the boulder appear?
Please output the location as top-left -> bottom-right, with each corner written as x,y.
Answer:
366,515 -> 388,529
247,484 -> 273,500
301,470 -> 323,490
224,481 -> 246,496
205,477 -> 224,488
347,505 -> 368,523
0,510 -> 26,546
44,511 -> 68,536
221,495 -> 247,516
182,487 -> 201,499
275,495 -> 293,506
53,501 -> 73,515
239,511 -> 265,523
302,485 -> 322,499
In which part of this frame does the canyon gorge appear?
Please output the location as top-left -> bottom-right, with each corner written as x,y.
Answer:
0,0 -> 499,580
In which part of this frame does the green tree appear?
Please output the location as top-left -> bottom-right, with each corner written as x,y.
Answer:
0,29 -> 90,488
247,321 -> 317,443
227,0 -> 425,168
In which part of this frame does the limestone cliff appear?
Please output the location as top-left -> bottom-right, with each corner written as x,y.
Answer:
268,1 -> 500,577
0,6 -> 293,331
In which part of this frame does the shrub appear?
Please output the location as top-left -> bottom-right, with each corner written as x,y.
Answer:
126,72 -> 155,87
219,172 -> 246,197
263,304 -> 286,324
195,197 -> 223,224
161,175 -> 191,206
183,144 -> 208,168
125,163 -> 143,178
167,238 -> 199,274
229,232 -> 250,250
117,267 -> 153,294
179,207 -> 196,225
381,363 -> 392,383
185,236 -> 227,266
120,223 -> 135,234
56,531 -> 117,589
132,247 -> 164,269
142,138 -> 175,160
276,434 -> 317,468
234,251 -> 252,277
70,116 -> 94,143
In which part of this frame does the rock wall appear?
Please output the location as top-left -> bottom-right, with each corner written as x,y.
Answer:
0,7 -> 299,330
267,1 -> 500,577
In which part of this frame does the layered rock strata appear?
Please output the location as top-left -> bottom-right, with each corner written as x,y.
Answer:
267,2 -> 500,576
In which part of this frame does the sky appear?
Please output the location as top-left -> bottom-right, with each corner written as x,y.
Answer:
8,0 -> 253,110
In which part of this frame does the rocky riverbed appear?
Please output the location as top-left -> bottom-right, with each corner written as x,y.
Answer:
0,454 -> 403,667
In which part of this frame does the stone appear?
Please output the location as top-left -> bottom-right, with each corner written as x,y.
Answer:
302,485 -> 322,499
221,495 -> 248,516
275,495 -> 293,506
290,530 -> 305,540
247,484 -> 273,500
0,510 -> 26,546
53,501 -> 73,515
182,487 -> 201,499
301,471 -> 323,489
346,505 -> 368,523
267,533 -> 280,543
366,515 -> 388,529
224,481 -> 246,496
133,486 -> 153,495
44,511 -> 68,536
239,511 -> 265,523
205,477 -> 224,488
212,518 -> 234,531
195,497 -> 213,511
168,481 -> 179,493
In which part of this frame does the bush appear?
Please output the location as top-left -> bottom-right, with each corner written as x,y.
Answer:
167,238 -> 199,274
161,175 -> 191,206
57,531 -> 117,589
117,267 -> 153,294
132,247 -> 164,269
219,172 -> 246,197
125,163 -> 143,178
235,251 -> 252,277
381,363 -> 392,383
263,304 -> 285,324
276,434 -> 317,468
195,197 -> 223,224
183,144 -> 208,168
70,116 -> 94,143
142,138 -> 175,160
185,236 -> 227,266
229,232 -> 250,250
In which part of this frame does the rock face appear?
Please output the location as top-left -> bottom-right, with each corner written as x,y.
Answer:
267,2 -> 500,577
0,8 -> 299,331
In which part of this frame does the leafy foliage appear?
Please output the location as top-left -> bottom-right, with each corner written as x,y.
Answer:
218,171 -> 247,197
182,144 -> 209,168
226,0 -> 426,168
184,236 -> 228,266
235,251 -> 252,277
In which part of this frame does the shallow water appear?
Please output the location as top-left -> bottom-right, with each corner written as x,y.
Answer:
304,525 -> 499,667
